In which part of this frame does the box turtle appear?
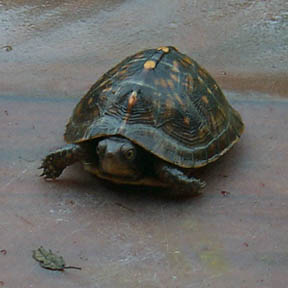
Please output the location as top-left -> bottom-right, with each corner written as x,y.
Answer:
40,46 -> 244,196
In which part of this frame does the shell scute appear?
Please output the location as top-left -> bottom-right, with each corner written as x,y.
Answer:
65,46 -> 244,168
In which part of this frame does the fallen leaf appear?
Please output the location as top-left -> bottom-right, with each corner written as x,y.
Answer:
32,246 -> 81,271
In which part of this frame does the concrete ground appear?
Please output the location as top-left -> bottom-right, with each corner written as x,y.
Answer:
0,1 -> 287,287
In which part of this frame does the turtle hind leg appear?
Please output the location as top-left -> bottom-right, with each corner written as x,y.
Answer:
40,144 -> 84,179
155,162 -> 206,197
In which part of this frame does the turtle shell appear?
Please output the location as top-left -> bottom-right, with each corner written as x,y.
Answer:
65,46 -> 244,168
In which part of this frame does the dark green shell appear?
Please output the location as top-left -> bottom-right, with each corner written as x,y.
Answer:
65,46 -> 244,168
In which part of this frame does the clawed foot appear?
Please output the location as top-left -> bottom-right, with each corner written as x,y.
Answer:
157,162 -> 206,197
176,178 -> 206,196
39,154 -> 65,180
39,144 -> 83,180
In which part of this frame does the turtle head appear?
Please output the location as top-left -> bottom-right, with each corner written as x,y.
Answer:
96,136 -> 140,179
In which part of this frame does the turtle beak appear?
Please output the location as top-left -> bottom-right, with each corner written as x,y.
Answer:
101,156 -> 117,174
97,139 -> 119,174
97,138 -> 139,178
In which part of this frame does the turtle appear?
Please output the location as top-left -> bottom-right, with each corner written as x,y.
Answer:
40,46 -> 244,196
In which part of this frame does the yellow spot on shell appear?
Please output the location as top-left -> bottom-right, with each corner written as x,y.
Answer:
102,86 -> 112,93
99,93 -> 107,102
160,78 -> 168,88
187,74 -> 194,84
198,68 -> 208,79
99,78 -> 111,88
134,52 -> 144,59
167,79 -> 175,89
170,73 -> 179,83
184,74 -> 194,91
120,91 -> 137,131
183,56 -> 193,65
87,97 -> 93,105
197,127 -> 208,140
154,78 -> 160,86
164,98 -> 175,118
174,93 -> 184,107
172,60 -> 180,72
144,60 -> 156,70
207,88 -> 213,95
74,103 -> 83,116
198,76 -> 204,84
210,114 -> 218,128
165,98 -> 173,110
157,46 -> 170,53
184,117 -> 190,126
128,91 -> 137,109
118,69 -> 128,76
213,83 -> 219,90
202,95 -> 209,104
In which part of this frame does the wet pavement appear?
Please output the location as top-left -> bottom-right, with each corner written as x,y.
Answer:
1,1 -> 288,287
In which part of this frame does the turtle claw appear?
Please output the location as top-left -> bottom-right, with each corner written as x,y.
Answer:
157,163 -> 206,196
40,154 -> 65,180
40,144 -> 82,180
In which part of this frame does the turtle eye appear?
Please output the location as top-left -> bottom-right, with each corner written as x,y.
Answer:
120,143 -> 136,161
96,142 -> 106,156
124,149 -> 135,161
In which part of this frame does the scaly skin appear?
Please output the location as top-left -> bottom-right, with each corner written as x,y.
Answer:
155,162 -> 206,196
40,144 -> 84,179
40,138 -> 206,197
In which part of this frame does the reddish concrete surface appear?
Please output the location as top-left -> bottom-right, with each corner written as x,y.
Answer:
1,97 -> 288,288
1,1 -> 288,287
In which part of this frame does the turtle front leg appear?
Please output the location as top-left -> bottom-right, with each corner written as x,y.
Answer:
155,162 -> 206,196
40,144 -> 84,179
